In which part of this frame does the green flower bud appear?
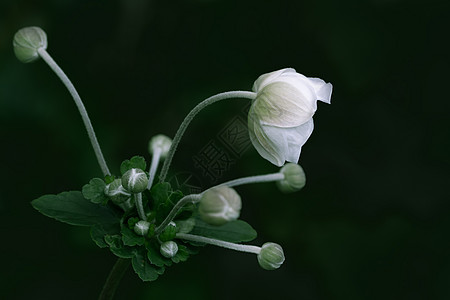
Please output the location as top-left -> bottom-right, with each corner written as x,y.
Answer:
160,241 -> 178,258
104,179 -> 131,204
257,242 -> 285,270
13,27 -> 47,63
276,163 -> 306,193
199,186 -> 241,226
159,221 -> 177,242
121,168 -> 148,193
134,220 -> 151,236
149,134 -> 172,158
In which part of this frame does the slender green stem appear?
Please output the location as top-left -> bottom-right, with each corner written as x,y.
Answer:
159,91 -> 257,182
218,173 -> 285,188
155,172 -> 284,235
176,233 -> 261,254
147,147 -> 161,190
154,194 -> 202,235
98,258 -> 130,300
37,48 -> 110,177
134,193 -> 147,221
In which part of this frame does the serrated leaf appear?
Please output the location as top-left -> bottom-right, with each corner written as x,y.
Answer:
105,234 -> 136,258
91,223 -> 121,248
132,249 -> 161,281
190,219 -> 257,243
146,242 -> 172,267
104,175 -> 115,184
121,226 -> 145,246
82,178 -> 108,204
31,191 -> 120,226
171,244 -> 190,263
150,182 -> 171,207
120,156 -> 147,175
110,246 -> 136,259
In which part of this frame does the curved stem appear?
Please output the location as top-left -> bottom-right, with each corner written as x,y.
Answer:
176,233 -> 261,254
218,173 -> 285,188
37,48 -> 110,177
154,194 -> 202,235
134,193 -> 147,221
147,147 -> 161,190
98,258 -> 130,300
159,91 -> 257,182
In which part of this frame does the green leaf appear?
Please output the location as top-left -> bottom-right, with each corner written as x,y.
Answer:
146,242 -> 172,267
190,219 -> 257,243
90,223 -> 121,248
104,175 -> 115,184
82,178 -> 108,204
110,246 -> 136,259
121,226 -> 145,246
171,244 -> 191,263
150,183 -> 188,224
132,249 -> 161,281
105,234 -> 136,258
120,156 -> 147,175
31,191 -> 120,226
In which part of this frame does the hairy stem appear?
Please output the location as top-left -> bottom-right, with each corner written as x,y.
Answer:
176,233 -> 261,254
134,193 -> 147,221
37,48 -> 110,176
159,91 -> 257,182
218,173 -> 285,188
98,258 -> 130,300
154,194 -> 202,235
147,147 -> 161,190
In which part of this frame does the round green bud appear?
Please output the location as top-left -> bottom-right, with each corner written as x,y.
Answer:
105,179 -> 131,204
160,241 -> 178,258
149,134 -> 172,158
121,168 -> 149,193
276,163 -> 306,193
13,27 -> 47,63
134,220 -> 151,236
159,221 -> 177,242
199,186 -> 241,226
257,242 -> 285,271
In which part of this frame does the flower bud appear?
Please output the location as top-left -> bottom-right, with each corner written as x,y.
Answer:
159,221 -> 177,242
13,27 -> 47,63
199,186 -> 241,226
257,242 -> 285,270
160,241 -> 178,258
276,163 -> 306,193
248,68 -> 332,166
149,134 -> 172,159
104,179 -> 131,204
134,220 -> 151,236
121,168 -> 148,193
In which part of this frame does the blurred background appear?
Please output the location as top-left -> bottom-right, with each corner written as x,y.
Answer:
1,0 -> 449,299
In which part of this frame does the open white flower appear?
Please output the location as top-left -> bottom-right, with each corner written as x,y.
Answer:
248,68 -> 332,166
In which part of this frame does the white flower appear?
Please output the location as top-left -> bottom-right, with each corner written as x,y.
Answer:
248,68 -> 332,166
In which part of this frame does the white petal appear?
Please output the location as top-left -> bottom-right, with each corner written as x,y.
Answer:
307,77 -> 333,104
248,109 -> 286,166
253,81 -> 315,128
285,119 -> 314,163
252,68 -> 297,93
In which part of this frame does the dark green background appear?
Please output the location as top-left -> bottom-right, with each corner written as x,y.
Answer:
1,0 -> 449,299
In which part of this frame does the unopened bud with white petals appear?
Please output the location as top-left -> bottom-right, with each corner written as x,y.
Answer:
199,186 -> 241,226
276,163 -> 306,193
121,168 -> 148,193
257,242 -> 285,270
160,241 -> 178,258
149,134 -> 172,159
13,27 -> 47,63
